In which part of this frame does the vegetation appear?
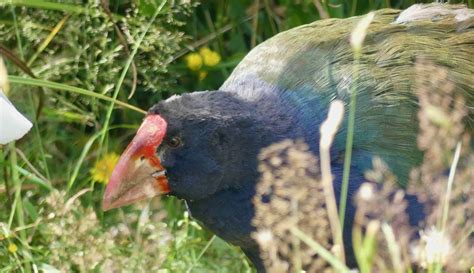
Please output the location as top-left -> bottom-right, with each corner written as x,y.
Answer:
0,1 -> 472,272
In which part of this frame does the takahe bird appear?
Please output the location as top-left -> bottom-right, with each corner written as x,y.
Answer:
103,4 -> 474,271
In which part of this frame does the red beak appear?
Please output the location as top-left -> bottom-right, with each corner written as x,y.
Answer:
103,115 -> 170,211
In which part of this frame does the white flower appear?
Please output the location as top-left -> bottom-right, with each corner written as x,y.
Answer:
358,183 -> 375,201
411,226 -> 452,268
0,58 -> 32,145
423,227 -> 451,265
255,229 -> 274,247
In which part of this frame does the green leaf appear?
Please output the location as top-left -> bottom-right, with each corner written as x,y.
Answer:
8,76 -> 146,114
6,0 -> 87,13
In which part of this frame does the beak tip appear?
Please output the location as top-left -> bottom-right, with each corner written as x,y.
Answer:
102,198 -> 112,211
102,188 -> 115,211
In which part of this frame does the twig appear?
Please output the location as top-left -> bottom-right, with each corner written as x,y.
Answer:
0,44 -> 36,79
251,0 -> 260,48
313,0 -> 330,19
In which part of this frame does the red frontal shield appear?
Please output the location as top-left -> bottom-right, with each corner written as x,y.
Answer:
103,115 -> 169,210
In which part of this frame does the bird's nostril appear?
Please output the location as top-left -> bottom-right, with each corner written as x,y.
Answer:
140,156 -> 145,161
152,169 -> 166,178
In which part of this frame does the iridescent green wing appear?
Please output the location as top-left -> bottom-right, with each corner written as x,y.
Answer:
222,5 -> 474,182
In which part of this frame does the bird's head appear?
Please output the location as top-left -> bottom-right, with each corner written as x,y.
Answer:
103,91 -> 269,210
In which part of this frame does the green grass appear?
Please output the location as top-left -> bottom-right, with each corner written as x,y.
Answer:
1,0 -> 472,272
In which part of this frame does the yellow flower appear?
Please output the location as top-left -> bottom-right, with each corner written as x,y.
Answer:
199,47 -> 221,67
199,47 -> 212,57
199,71 -> 208,81
185,53 -> 203,71
8,243 -> 17,253
90,153 -> 120,184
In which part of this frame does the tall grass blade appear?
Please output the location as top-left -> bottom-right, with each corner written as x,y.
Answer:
186,235 -> 217,273
319,100 -> 346,262
27,15 -> 70,66
0,44 -> 36,78
7,143 -> 32,273
98,0 -> 167,149
340,11 -> 374,232
10,6 -> 51,180
8,76 -> 146,114
290,226 -> 351,273
67,125 -> 137,190
15,166 -> 53,192
6,0 -> 87,14
440,142 -> 462,231
434,142 -> 462,273
381,223 -> 404,273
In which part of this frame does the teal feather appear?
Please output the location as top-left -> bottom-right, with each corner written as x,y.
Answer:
222,4 -> 474,183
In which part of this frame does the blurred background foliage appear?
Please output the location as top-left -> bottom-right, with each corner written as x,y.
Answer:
0,0 -> 472,272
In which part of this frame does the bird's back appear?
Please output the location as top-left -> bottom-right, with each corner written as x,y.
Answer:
221,4 -> 474,181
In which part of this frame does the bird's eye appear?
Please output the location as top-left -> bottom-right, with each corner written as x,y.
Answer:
167,136 -> 182,148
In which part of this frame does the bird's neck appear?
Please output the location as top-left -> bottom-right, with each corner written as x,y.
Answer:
185,182 -> 257,246
183,87 -> 329,243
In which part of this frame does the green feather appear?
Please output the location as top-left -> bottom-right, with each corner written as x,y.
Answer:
222,4 -> 473,183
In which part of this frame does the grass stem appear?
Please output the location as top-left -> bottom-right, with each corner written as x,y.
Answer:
251,0 -> 260,48
290,226 -> 351,273
8,143 -> 32,273
186,235 -> 217,273
97,0 -> 167,151
339,49 -> 359,233
8,76 -> 146,114
320,100 -> 346,263
381,223 -> 404,273
11,5 -> 51,180
440,142 -> 461,232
